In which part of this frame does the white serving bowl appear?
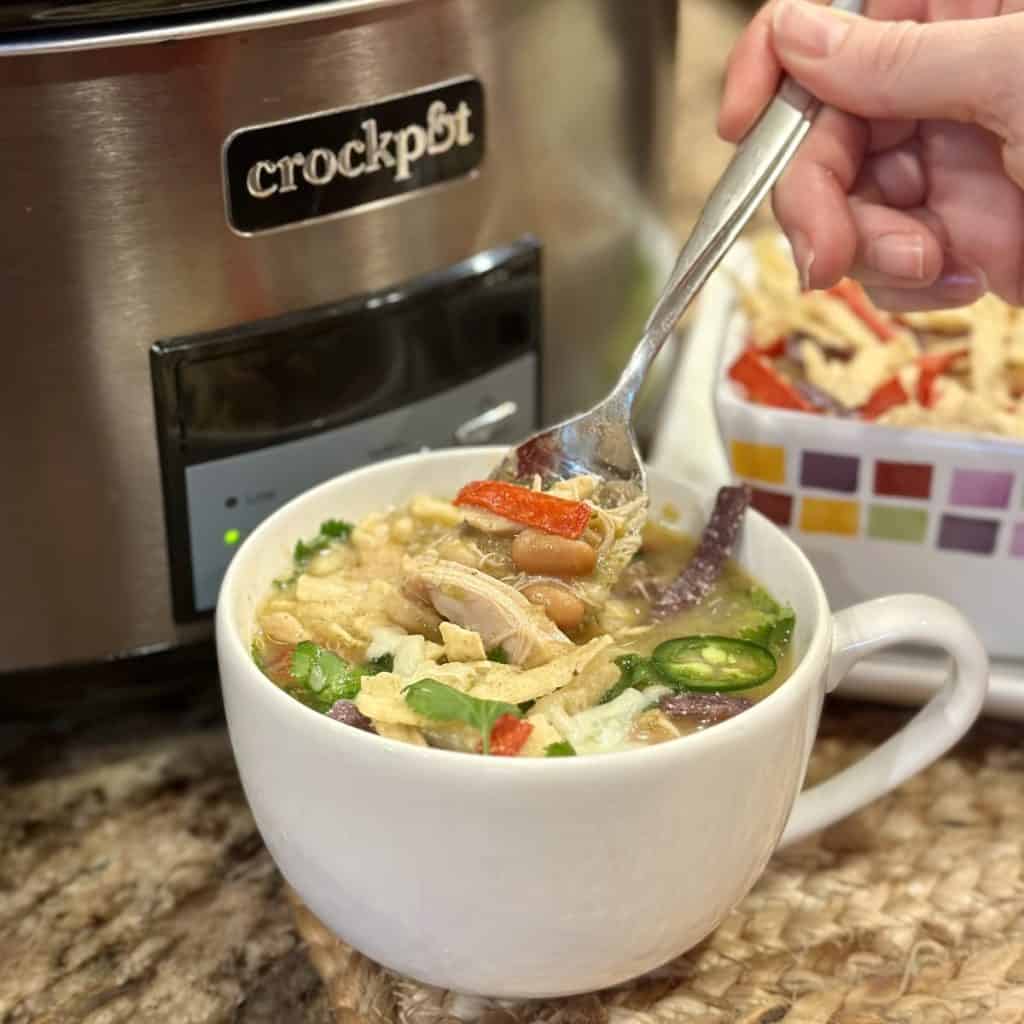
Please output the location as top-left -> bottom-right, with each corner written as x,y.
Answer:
216,447 -> 986,998
654,238 -> 1024,661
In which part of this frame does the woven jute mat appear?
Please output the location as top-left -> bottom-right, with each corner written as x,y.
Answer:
289,700 -> 1024,1024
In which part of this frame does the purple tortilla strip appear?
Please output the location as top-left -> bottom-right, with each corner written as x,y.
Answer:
650,484 -> 751,618
659,692 -> 753,724
795,380 -> 853,416
780,336 -> 853,415
327,700 -> 377,734
786,332 -> 853,365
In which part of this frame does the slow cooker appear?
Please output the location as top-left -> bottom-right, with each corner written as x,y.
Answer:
1,0 -> 679,701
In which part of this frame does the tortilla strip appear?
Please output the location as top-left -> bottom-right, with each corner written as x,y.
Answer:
355,673 -> 433,727
468,637 -> 613,704
440,622 -> 488,662
519,713 -> 566,757
375,722 -> 429,747
354,637 -> 614,726
532,658 -> 620,718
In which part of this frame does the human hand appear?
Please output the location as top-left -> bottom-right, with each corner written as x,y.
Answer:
719,0 -> 1024,311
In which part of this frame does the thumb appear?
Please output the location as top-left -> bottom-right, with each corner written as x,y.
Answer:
771,0 -> 1023,135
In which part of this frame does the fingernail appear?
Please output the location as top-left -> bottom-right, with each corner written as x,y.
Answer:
790,230 -> 815,291
773,0 -> 852,60
866,234 -> 926,281
937,262 -> 987,300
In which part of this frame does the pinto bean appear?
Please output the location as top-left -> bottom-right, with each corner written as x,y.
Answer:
520,583 -> 586,631
511,530 -> 597,577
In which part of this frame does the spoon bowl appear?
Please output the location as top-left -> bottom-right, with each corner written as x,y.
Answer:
487,393 -> 645,508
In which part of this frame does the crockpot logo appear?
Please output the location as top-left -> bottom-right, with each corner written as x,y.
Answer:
245,100 -> 475,199
224,78 -> 485,235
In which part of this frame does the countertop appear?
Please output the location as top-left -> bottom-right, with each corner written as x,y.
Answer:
0,4 -> 812,1021
0,687 -> 335,1023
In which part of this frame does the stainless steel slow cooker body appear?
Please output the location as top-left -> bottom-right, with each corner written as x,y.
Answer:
0,0 -> 678,683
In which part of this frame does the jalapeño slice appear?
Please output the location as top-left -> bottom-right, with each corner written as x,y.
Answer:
652,635 -> 776,692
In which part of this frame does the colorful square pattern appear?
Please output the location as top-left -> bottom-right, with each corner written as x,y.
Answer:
867,505 -> 928,543
800,497 -> 859,536
729,439 -> 1020,556
801,451 -> 859,493
1011,523 -> 1024,558
937,515 -> 1000,555
874,460 -> 932,500
751,488 -> 793,527
949,469 -> 1013,509
731,441 -> 785,485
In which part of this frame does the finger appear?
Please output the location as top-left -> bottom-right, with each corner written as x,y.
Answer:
845,199 -> 945,287
720,0 -> 929,143
920,120 -> 1024,302
719,2 -> 782,142
867,118 -> 917,153
770,105 -> 866,288
718,0 -> 926,142
864,264 -> 988,311
770,0 -> 1024,137
853,140 -> 927,208
927,1 -> 1013,20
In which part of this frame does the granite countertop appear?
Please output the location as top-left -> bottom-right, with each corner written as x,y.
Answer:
0,688 -> 335,1023
0,4 -> 775,1021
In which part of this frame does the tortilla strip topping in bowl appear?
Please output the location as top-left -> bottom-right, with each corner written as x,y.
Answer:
729,232 -> 1024,438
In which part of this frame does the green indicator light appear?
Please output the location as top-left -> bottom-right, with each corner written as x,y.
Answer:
224,528 -> 241,546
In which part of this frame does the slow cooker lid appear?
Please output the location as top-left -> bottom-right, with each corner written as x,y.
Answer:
0,0 -> 277,32
0,0 -> 405,40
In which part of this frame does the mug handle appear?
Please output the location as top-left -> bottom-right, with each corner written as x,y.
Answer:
779,594 -> 989,847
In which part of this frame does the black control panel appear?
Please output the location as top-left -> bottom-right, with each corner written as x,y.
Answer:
151,239 -> 542,622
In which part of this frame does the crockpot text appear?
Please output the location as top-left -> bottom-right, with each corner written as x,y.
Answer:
245,100 -> 474,199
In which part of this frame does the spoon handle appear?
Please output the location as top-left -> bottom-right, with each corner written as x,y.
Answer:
608,0 -> 865,415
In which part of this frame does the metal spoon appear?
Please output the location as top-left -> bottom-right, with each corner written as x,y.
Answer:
490,0 -> 864,506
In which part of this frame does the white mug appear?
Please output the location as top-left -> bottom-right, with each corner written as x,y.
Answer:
216,447 -> 988,999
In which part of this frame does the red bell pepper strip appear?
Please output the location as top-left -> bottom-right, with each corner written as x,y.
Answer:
454,480 -> 591,539
827,279 -> 896,341
479,714 -> 533,756
861,376 -> 909,419
916,347 -> 968,407
728,348 -> 816,412
755,334 -> 787,358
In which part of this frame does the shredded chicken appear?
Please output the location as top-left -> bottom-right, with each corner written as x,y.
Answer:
404,555 -> 574,667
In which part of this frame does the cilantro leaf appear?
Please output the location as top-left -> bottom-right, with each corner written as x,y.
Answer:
402,679 -> 522,755
319,519 -> 353,539
364,653 -> 393,675
736,587 -> 795,656
486,646 -> 509,664
291,641 -> 317,681
290,641 -> 363,711
600,653 -> 663,704
293,518 -> 354,569
308,650 -> 344,693
545,741 -> 576,757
